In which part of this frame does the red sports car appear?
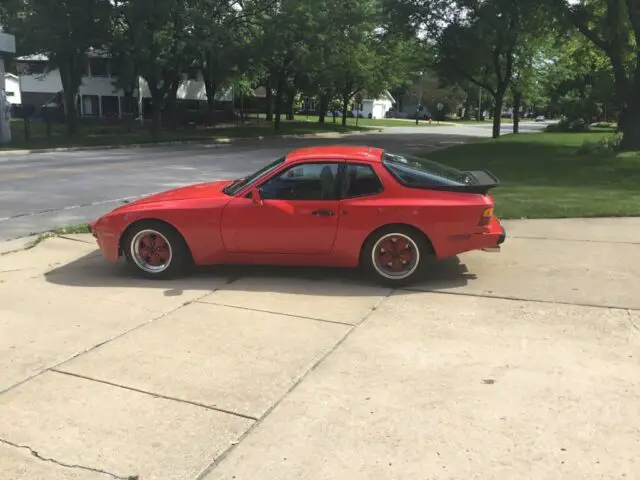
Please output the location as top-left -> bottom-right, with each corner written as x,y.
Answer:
89,146 -> 505,285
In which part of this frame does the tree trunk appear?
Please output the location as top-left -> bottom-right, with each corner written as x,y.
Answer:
149,89 -> 163,138
619,55 -> 640,151
59,61 -> 79,136
318,93 -> 329,124
492,86 -> 507,139
463,95 -> 471,120
204,79 -> 217,125
285,87 -> 295,121
265,77 -> 273,122
166,79 -> 180,130
341,90 -> 350,127
274,73 -> 285,133
512,90 -> 522,134
123,91 -> 134,133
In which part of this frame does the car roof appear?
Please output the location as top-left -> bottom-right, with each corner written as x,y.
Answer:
285,146 -> 384,164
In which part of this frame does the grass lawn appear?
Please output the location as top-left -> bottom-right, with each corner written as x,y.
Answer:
3,119 -> 373,151
424,132 -> 640,219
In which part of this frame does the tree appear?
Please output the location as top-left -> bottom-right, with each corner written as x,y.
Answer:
254,0 -> 316,132
555,0 -> 638,150
112,0 -> 198,137
190,0 -> 268,124
432,0 -> 550,138
1,0 -> 112,135
540,30 -> 617,123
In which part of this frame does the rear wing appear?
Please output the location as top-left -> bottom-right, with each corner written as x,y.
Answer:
425,170 -> 500,194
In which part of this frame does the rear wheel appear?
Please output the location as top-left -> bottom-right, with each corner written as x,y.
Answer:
122,221 -> 192,279
361,226 -> 430,286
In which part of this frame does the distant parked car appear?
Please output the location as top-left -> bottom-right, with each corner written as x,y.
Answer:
535,115 -> 546,122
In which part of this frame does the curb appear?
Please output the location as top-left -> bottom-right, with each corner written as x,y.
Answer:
0,234 -> 40,256
0,129 -> 381,156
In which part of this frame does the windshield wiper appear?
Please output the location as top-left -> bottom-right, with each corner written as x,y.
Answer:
223,177 -> 245,195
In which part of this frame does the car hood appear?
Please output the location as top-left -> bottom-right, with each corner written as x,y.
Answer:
119,180 -> 233,208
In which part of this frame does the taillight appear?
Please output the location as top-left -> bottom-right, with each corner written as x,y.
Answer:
478,207 -> 494,226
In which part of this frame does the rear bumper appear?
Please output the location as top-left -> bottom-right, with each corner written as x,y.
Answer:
482,224 -> 506,252
435,217 -> 506,258
497,225 -> 506,245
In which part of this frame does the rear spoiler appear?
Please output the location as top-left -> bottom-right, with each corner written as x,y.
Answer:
427,170 -> 500,194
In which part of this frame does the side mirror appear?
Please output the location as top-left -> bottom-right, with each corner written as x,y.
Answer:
251,188 -> 263,205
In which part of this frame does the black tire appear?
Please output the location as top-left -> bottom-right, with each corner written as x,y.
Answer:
121,220 -> 192,279
360,225 -> 431,286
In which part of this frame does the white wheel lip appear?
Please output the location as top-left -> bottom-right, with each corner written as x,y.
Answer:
371,232 -> 421,280
130,229 -> 173,274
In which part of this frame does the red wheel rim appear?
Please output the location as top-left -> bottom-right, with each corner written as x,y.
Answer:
372,233 -> 420,279
131,230 -> 172,273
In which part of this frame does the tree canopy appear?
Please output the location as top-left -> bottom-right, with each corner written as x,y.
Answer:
1,0 -> 638,149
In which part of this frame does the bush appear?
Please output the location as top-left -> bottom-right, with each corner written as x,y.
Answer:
546,118 -> 592,133
576,134 -> 622,155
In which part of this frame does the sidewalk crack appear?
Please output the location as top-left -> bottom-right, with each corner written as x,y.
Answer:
627,310 -> 640,333
0,437 -> 138,479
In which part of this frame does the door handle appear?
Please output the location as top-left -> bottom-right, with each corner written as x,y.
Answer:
311,209 -> 335,217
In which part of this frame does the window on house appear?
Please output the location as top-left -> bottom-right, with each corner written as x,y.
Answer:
21,61 -> 47,75
109,60 -> 121,78
82,95 -> 99,116
101,96 -> 120,118
90,58 -> 109,77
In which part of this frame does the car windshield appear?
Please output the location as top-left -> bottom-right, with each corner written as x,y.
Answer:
223,156 -> 286,196
382,152 -> 475,187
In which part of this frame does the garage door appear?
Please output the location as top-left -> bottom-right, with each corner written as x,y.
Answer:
372,103 -> 385,119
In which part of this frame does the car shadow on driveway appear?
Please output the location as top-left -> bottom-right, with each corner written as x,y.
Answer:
43,250 -> 477,296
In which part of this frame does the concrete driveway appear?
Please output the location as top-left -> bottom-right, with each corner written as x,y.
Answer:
1,217 -> 638,479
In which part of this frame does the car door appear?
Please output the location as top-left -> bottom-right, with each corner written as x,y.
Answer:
221,161 -> 342,254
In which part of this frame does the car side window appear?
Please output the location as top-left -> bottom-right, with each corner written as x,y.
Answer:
342,163 -> 383,198
260,162 -> 340,201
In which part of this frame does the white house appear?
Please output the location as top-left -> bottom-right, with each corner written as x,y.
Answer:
356,90 -> 395,119
4,73 -> 21,105
0,31 -> 16,144
13,52 -> 235,118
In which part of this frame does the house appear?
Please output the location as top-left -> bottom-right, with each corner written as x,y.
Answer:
355,90 -> 395,119
300,90 -> 396,118
12,51 -> 239,118
0,31 -> 16,144
4,73 -> 22,105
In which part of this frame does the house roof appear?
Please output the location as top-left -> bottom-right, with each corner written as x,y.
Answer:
361,89 -> 395,104
17,48 -> 111,62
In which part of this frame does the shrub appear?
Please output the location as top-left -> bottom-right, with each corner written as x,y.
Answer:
576,134 -> 622,155
546,118 -> 591,133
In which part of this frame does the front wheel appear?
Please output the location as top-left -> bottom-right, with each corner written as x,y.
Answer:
122,221 -> 192,279
361,227 -> 430,286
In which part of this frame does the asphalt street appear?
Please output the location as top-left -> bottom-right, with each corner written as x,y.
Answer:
0,122 -> 547,240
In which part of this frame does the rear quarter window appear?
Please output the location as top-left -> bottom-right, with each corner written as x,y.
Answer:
382,152 -> 474,188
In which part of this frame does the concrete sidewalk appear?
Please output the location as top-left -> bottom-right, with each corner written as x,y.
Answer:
0,218 -> 638,479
